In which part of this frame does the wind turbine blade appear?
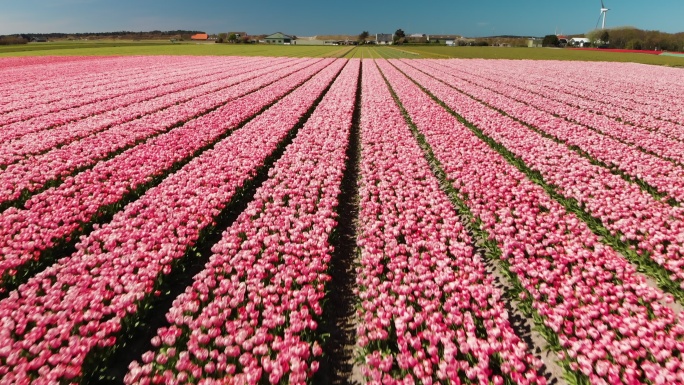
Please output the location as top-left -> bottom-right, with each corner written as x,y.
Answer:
601,0 -> 605,9
596,13 -> 603,29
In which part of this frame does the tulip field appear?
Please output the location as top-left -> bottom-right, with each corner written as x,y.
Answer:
1,55 -> 684,385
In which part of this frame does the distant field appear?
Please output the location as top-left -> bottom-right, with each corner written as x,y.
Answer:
1,40 -> 683,66
398,45 -> 684,66
344,46 -> 420,59
0,41 -> 353,58
0,40 -> 169,54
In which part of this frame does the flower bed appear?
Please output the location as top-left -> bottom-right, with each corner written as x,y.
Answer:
0,58 -> 321,209
383,58 -> 684,384
419,58 -> 684,205
353,60 -> 544,384
0,59 -> 344,384
0,58 -> 334,294
126,58 -> 360,385
395,59 -> 684,294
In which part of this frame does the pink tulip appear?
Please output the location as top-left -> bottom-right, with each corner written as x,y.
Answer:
423,59 -> 684,205
0,58 -> 336,294
396,58 -> 684,295
381,58 -> 684,384
4,55 -> 684,385
0,56 -> 316,208
353,60 -> 545,384
0,57 -> 345,384
123,59 -> 357,384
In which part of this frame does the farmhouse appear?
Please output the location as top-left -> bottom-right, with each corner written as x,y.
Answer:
265,32 -> 295,45
376,33 -> 393,45
190,33 -> 208,41
569,37 -> 591,47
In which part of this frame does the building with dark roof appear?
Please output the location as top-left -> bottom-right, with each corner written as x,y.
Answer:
376,33 -> 393,45
264,32 -> 295,45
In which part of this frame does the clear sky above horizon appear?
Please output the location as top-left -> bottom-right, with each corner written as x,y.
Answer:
1,0 -> 682,37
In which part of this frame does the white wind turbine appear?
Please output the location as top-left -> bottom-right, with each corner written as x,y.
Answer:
596,0 -> 610,30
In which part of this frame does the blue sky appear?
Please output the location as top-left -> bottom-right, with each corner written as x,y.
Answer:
1,0 -> 682,37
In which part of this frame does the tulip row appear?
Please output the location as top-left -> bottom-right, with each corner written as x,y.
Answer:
470,60 -> 684,127
431,60 -> 684,165
0,57 -> 334,294
125,58 -> 360,385
0,56 -> 289,154
459,60 -> 684,129
452,60 -> 684,143
0,56 -> 213,110
412,59 -> 684,205
0,56 -> 104,73
0,57 -> 313,209
0,59 -> 292,154
396,59 -> 684,294
380,59 -> 684,384
0,57 -> 243,142
0,56 -> 240,126
0,59 -> 345,384
563,63 -> 684,125
353,60 -> 544,384
0,56 -> 137,98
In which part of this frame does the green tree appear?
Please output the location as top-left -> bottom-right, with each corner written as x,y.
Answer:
394,28 -> 405,43
542,34 -> 559,47
228,33 -> 237,43
600,30 -> 610,45
626,39 -> 643,50
358,30 -> 369,43
217,33 -> 227,43
586,29 -> 601,46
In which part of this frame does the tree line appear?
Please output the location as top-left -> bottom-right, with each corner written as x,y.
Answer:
0,36 -> 28,45
215,33 -> 262,44
543,27 -> 684,51
588,27 -> 684,51
0,30 -> 206,44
